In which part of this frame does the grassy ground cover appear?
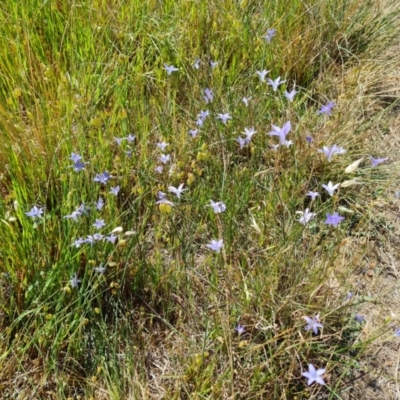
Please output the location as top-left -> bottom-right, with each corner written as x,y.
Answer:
0,0 -> 399,398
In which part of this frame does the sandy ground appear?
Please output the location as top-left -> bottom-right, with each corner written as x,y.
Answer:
342,100 -> 400,398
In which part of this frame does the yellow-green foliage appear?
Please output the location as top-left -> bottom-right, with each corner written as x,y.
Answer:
0,0 -> 398,398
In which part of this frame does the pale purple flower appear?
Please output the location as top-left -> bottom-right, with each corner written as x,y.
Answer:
25,206 -> 44,218
168,183 -> 187,199
156,198 -> 175,206
71,237 -> 85,248
125,150 -> 132,158
325,212 -> 345,227
216,113 -> 232,124
242,97 -> 251,106
370,157 -> 389,167
156,141 -> 169,151
195,110 -> 210,127
317,101 -> 335,116
155,165 -> 164,173
193,58 -> 201,69
72,159 -> 87,172
69,152 -> 82,163
126,134 -> 136,143
158,154 -> 171,164
88,234 -> 100,243
346,292 -> 354,301
235,324 -> 246,336
322,181 -> 340,197
283,140 -> 293,148
114,137 -> 125,146
94,264 -> 106,274
203,88 -> 214,103
64,209 -> 82,222
207,200 -> 226,214
306,136 -> 313,144
109,186 -> 120,196
198,110 -> 210,120
69,273 -> 81,289
255,69 -> 270,82
210,60 -> 219,69
76,203 -> 87,215
267,76 -> 286,92
236,137 -> 247,149
96,197 -> 105,211
189,129 -> 198,138
296,208 -> 316,225
307,191 -> 319,200
262,29 -> 276,43
164,64 -> 179,75
304,314 -> 323,335
354,314 -> 365,323
93,219 -> 106,230
104,234 -> 118,244
284,87 -> 298,102
243,127 -> 257,143
318,144 -> 346,162
394,328 -> 400,337
195,118 -> 204,127
302,364 -> 326,386
156,191 -> 175,206
93,171 -> 111,184
93,233 -> 104,241
84,235 -> 95,246
206,239 -> 224,253
268,121 -> 291,145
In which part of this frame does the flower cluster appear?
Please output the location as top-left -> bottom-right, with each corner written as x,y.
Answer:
18,26 -> 393,395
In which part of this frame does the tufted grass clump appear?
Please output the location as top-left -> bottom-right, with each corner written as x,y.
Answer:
0,0 -> 399,398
